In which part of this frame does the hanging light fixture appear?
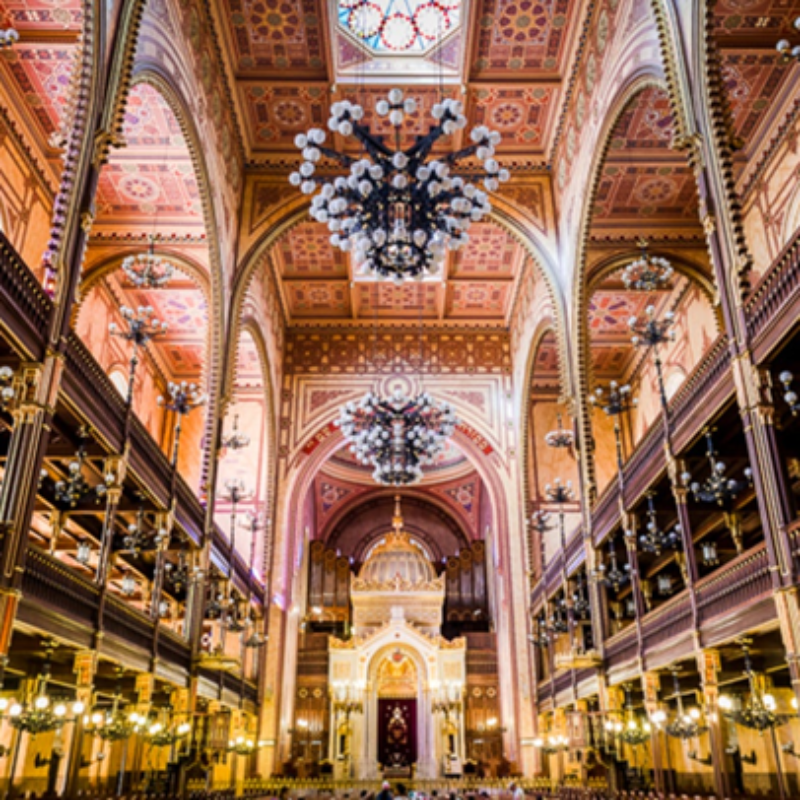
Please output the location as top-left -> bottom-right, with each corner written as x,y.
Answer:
612,686 -> 651,747
590,381 -> 637,470
290,90 -> 508,283
572,573 -> 591,620
777,371 -> 799,416
680,428 -> 752,507
629,305 -> 675,416
776,18 -> 800,62
0,27 -> 19,48
158,381 -> 206,466
121,572 -> 138,597
335,388 -> 457,486
0,366 -> 18,410
656,573 -> 674,596
8,643 -> 85,736
635,493 -> 680,557
621,240 -> 674,291
661,669 -> 707,740
109,305 -> 168,405
123,502 -> 168,556
544,408 -> 574,450
86,672 -> 141,742
700,540 -> 719,567
528,614 -> 551,649
533,734 -> 570,754
592,537 -> 630,593
719,641 -> 797,732
121,236 -> 175,289
221,412 -> 251,451
51,434 -> 110,508
76,540 -> 92,566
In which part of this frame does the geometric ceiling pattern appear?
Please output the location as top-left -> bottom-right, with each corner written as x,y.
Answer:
95,84 -> 204,236
590,87 -> 702,237
271,221 -> 525,325
0,0 -> 81,162
711,2 -> 800,187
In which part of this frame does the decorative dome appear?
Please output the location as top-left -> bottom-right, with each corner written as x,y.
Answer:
357,497 -> 436,586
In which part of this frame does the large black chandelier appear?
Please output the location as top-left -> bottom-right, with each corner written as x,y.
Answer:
719,641 -> 796,732
290,89 -> 508,283
635,493 -> 681,557
659,669 -> 707,741
336,388 -> 457,486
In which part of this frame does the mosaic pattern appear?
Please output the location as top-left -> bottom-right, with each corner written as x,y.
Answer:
2,44 -> 76,138
0,0 -> 82,30
468,85 -> 558,151
286,281 -> 352,317
452,223 -> 518,276
592,165 -> 698,224
587,290 -> 660,336
712,0 -> 800,37
276,223 -> 347,276
223,0 -> 326,75
448,282 -> 510,317
471,0 -> 574,78
356,283 -> 439,317
240,83 -> 328,149
610,86 -> 674,150
95,84 -> 203,231
123,83 -> 184,147
721,53 -> 793,146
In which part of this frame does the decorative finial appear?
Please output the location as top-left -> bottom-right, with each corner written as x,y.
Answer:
392,495 -> 404,534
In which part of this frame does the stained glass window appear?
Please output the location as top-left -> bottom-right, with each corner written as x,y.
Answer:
339,0 -> 461,54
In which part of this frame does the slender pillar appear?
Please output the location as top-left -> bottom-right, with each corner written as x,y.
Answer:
696,649 -> 731,799
64,651 -> 97,798
641,671 -> 666,794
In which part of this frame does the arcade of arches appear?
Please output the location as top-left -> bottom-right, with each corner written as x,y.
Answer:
1,0 -> 800,797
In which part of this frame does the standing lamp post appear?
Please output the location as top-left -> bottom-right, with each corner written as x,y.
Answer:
544,478 -> 576,645
109,305 -> 168,406
590,381 -> 637,473
628,305 -> 676,420
158,381 -> 206,467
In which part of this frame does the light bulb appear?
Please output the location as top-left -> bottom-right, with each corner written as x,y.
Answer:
54,703 -> 67,717
35,695 -> 49,710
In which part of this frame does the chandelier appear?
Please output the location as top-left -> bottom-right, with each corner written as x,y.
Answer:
142,705 -> 192,747
86,684 -> 142,742
123,503 -> 169,556
336,388 -> 457,486
777,17 -> 800,62
681,429 -> 752,507
544,409 -> 574,449
0,365 -> 18,410
6,645 -> 85,736
109,305 -> 168,404
291,90 -> 508,283
590,381 -> 637,470
529,614 -> 551,649
51,434 -> 111,508
533,734 -> 569,754
592,537 -> 630,593
621,241 -> 674,291
659,670 -> 707,741
779,371 -> 800,415
0,28 -> 19,48
629,305 -> 675,415
719,641 -> 796,732
635,493 -> 680,557
121,237 -> 175,288
227,735 -> 266,756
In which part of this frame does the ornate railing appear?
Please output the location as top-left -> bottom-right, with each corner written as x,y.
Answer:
640,592 -> 693,652
0,232 -> 52,359
621,416 -> 666,509
591,483 -> 620,546
696,544 -> 772,628
745,229 -> 800,358
786,518 -> 800,581
128,414 -> 173,508
103,594 -> 155,652
63,332 -> 127,451
21,548 -> 99,626
604,626 -> 639,672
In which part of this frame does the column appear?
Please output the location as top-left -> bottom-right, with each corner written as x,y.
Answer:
95,454 -> 127,586
64,651 -> 97,798
0,363 -> 51,657
775,587 -> 800,711
641,671 -> 666,794
696,649 -> 731,799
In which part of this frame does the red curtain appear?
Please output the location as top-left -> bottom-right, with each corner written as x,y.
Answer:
378,698 -> 417,769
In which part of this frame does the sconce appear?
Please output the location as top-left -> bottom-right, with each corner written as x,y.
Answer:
781,742 -> 799,760
687,750 -> 712,766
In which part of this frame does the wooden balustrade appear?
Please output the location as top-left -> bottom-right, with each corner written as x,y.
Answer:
696,543 -> 772,632
745,228 -> 800,361
591,483 -> 620,546
787,518 -> 800,580
0,232 -> 52,359
604,626 -> 639,673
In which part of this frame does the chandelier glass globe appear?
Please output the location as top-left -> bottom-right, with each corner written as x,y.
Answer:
290,89 -> 509,284
335,388 -> 458,486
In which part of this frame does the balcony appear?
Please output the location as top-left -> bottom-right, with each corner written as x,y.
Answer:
0,232 -> 52,360
745,229 -> 800,361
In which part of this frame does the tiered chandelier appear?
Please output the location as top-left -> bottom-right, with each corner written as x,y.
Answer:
121,236 -> 175,289
621,241 -> 673,291
290,89 -> 508,283
336,388 -> 457,486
